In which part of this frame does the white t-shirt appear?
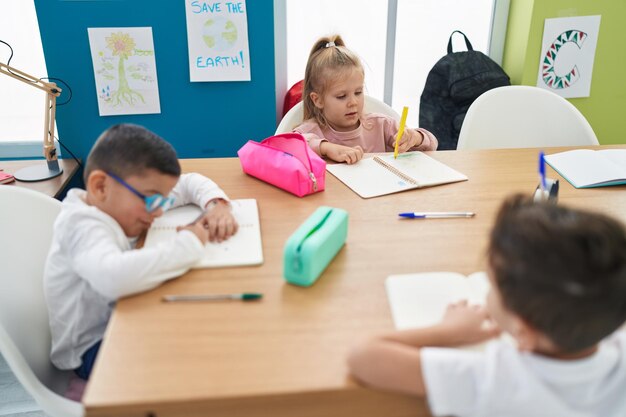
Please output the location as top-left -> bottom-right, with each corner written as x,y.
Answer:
421,331 -> 626,417
44,173 -> 228,370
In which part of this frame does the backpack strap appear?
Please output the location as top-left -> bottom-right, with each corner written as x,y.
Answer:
447,30 -> 473,54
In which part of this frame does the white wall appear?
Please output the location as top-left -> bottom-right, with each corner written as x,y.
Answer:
286,0 -> 388,100
0,0 -> 48,146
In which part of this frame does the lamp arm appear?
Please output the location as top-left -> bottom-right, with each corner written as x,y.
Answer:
43,84 -> 58,163
0,62 -> 62,163
0,62 -> 60,95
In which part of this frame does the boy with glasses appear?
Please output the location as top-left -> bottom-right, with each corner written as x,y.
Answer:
44,123 -> 238,380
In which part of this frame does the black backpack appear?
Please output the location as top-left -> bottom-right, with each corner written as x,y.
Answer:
419,31 -> 511,150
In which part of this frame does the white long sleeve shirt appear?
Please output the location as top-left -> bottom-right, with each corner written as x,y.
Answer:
44,173 -> 228,369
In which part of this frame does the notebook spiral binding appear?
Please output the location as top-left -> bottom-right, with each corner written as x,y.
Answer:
372,156 -> 418,185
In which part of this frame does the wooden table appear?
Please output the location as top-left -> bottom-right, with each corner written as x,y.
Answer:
83,146 -> 626,417
1,159 -> 80,198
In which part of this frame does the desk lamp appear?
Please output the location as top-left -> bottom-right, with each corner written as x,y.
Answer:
0,62 -> 63,182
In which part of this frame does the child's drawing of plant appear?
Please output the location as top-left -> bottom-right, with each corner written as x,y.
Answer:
88,27 -> 161,116
103,32 -> 145,106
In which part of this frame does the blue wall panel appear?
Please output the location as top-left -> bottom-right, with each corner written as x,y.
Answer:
34,0 -> 276,159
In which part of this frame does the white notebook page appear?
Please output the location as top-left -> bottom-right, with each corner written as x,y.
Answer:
545,149 -> 626,187
326,151 -> 467,198
385,271 -> 489,330
144,199 -> 263,268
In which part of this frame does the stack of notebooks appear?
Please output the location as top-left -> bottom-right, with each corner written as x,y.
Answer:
326,151 -> 468,198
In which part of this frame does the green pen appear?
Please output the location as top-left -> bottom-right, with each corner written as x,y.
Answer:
162,293 -> 263,302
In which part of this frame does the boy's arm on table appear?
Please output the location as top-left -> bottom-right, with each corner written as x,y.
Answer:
197,199 -> 238,242
169,172 -> 229,209
170,173 -> 238,241
347,301 -> 499,396
68,220 -> 205,300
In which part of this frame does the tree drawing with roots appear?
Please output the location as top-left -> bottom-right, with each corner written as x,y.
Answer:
105,32 -> 145,106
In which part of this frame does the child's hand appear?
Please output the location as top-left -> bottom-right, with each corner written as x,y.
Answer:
438,300 -> 501,346
396,129 -> 424,153
321,142 -> 364,164
200,200 -> 239,243
177,221 -> 209,245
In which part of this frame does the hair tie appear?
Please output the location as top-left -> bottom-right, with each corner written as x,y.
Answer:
325,41 -> 336,48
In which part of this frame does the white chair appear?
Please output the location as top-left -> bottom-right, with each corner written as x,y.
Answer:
457,85 -> 599,149
275,95 -> 401,134
0,186 -> 83,417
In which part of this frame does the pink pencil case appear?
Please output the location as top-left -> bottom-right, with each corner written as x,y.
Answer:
238,133 -> 326,197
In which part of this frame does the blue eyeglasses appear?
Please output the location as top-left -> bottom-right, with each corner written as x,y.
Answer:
107,172 -> 175,213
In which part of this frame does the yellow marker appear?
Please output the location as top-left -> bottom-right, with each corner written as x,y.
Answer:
394,106 -> 409,159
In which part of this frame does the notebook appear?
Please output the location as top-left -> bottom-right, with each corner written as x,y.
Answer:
545,149 -> 626,188
385,271 -> 514,350
385,271 -> 489,330
326,151 -> 468,198
144,199 -> 263,268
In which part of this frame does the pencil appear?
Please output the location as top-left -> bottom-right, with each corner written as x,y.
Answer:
394,106 -> 409,159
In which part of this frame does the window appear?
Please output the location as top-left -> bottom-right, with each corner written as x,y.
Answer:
280,0 -> 504,127
393,0 -> 494,126
285,0 -> 388,100
0,0 -> 50,156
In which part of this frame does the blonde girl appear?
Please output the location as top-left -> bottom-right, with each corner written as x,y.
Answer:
294,35 -> 437,164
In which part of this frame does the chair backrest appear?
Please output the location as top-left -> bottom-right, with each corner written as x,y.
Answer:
456,85 -> 599,150
275,95 -> 401,134
0,186 -> 83,417
282,79 -> 304,118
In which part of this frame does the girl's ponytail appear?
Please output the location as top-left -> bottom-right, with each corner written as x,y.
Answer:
308,35 -> 346,59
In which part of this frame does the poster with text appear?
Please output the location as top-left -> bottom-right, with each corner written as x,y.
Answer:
185,0 -> 251,82
536,15 -> 601,98
87,27 -> 161,116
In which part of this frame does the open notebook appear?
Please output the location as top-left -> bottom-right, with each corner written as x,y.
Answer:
386,271 -> 514,350
545,149 -> 626,188
385,271 -> 489,330
326,151 -> 468,198
144,199 -> 263,268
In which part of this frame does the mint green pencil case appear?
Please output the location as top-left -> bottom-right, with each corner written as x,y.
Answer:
283,206 -> 348,287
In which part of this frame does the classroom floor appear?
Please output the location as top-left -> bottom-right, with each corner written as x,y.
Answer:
0,354 -> 46,417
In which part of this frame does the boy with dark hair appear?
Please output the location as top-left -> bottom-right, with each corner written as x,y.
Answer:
45,124 -> 238,380
348,194 -> 626,417
83,123 -> 183,179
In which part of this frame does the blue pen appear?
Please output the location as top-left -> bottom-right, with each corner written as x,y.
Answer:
399,212 -> 475,219
539,151 -> 547,192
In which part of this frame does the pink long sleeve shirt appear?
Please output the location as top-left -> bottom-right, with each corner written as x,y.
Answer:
294,113 -> 438,155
